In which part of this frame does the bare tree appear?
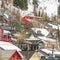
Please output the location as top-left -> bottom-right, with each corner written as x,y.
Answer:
17,30 -> 26,47
33,0 -> 38,16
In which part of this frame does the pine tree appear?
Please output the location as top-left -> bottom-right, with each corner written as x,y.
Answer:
14,0 -> 28,10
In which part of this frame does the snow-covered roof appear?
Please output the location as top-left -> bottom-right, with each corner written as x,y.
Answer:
3,30 -> 11,34
38,36 -> 56,42
48,23 -> 60,30
31,28 -> 49,36
0,41 -> 21,51
26,34 -> 40,40
41,49 -> 60,55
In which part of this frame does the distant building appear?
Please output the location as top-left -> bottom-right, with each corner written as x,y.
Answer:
26,34 -> 44,51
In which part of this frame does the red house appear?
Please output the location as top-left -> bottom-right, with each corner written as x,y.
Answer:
21,16 -> 42,26
0,50 -> 23,60
2,34 -> 12,42
9,51 -> 23,60
0,28 -> 12,42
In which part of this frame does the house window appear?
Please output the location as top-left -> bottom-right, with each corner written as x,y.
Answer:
8,35 -> 11,39
4,35 -> 6,38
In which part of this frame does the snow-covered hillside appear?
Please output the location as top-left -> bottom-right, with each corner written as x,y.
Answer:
21,0 -> 59,17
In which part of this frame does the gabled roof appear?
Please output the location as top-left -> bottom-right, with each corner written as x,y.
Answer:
21,51 -> 35,60
26,34 -> 40,40
0,50 -> 23,60
29,51 -> 41,60
0,41 -> 21,51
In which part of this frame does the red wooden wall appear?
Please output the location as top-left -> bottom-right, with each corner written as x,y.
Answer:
9,51 -> 22,60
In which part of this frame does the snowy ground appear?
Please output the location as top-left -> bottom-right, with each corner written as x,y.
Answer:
20,0 -> 59,17
3,0 -> 59,17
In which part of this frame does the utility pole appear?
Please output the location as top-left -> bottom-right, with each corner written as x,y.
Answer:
56,0 -> 60,49
58,0 -> 60,15
52,45 -> 54,57
57,25 -> 60,49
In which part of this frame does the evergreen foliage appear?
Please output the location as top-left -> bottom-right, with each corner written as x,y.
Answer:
14,0 -> 28,10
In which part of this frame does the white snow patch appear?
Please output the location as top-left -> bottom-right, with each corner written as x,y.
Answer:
4,30 -> 11,34
4,13 -> 9,19
0,41 -> 21,51
31,28 -> 49,36
41,49 -> 60,55
38,36 -> 56,42
48,23 -> 60,30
